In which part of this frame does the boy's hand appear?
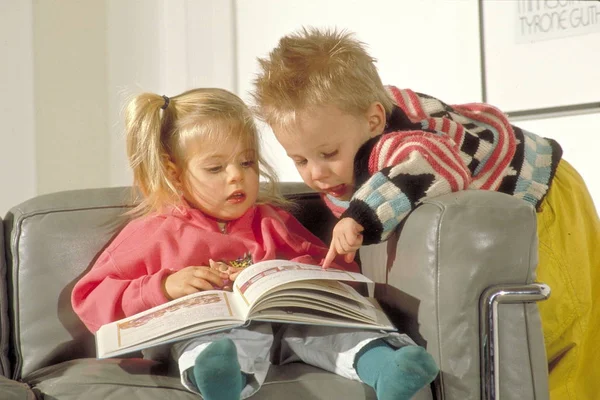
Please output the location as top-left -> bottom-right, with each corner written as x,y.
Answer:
322,218 -> 364,268
163,266 -> 229,300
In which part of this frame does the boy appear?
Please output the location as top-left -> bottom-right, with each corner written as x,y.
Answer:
252,27 -> 600,399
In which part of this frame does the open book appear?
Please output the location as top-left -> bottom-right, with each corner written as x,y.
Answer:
96,259 -> 396,358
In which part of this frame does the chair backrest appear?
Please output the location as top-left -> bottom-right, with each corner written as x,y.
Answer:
3,184 -> 334,379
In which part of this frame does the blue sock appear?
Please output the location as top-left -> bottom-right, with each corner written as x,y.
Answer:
355,340 -> 439,400
191,338 -> 247,400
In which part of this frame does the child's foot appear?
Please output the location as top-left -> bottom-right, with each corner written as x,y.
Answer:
355,340 -> 439,400
192,338 -> 246,400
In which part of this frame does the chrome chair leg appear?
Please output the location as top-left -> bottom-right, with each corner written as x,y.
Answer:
479,283 -> 551,400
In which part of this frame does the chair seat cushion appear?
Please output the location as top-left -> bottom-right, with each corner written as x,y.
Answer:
0,375 -> 36,400
22,358 -> 378,400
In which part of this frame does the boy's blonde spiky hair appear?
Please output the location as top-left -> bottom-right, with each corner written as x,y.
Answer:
252,27 -> 394,128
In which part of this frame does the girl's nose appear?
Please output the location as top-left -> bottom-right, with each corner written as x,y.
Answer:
227,164 -> 244,182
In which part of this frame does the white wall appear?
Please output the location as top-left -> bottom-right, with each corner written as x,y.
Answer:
106,0 -> 164,187
1,0 -> 597,215
33,0 -> 110,195
235,0 -> 482,182
0,0 -> 235,217
0,1 -> 36,217
106,0 -> 236,187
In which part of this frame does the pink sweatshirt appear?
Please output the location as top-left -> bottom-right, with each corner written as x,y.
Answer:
72,203 -> 359,333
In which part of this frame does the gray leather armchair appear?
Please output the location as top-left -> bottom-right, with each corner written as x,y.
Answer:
1,184 -> 549,399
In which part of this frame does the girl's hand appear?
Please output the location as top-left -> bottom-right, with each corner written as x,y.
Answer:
228,269 -> 243,282
162,266 -> 229,300
208,259 -> 243,291
322,218 -> 364,269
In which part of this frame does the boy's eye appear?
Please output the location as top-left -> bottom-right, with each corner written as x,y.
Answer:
321,150 -> 338,159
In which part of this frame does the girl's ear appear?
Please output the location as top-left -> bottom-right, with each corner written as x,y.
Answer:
366,102 -> 386,138
163,154 -> 183,190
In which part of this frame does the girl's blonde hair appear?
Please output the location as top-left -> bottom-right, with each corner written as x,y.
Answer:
125,88 -> 284,216
252,27 -> 394,128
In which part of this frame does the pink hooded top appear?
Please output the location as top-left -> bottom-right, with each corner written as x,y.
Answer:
72,203 -> 358,333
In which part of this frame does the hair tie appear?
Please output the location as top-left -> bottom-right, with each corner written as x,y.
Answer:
161,95 -> 170,110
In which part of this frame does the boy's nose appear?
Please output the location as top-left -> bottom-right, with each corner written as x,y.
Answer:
309,163 -> 329,181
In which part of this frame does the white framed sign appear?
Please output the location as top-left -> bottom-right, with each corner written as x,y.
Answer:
481,0 -> 600,113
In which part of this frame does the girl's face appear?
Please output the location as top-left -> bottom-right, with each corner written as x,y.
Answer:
179,135 -> 259,221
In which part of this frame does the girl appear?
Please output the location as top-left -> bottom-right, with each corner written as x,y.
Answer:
71,88 -> 438,400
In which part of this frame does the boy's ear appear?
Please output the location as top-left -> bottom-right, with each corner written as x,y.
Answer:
366,102 -> 386,137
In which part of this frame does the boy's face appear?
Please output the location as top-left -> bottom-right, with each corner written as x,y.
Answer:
273,103 -> 384,201
178,135 -> 260,220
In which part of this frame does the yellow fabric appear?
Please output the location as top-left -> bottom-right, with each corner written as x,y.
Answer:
536,160 -> 600,400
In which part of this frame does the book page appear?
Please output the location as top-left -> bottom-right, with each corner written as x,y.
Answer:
233,260 -> 372,310
253,296 -> 375,323
251,280 -> 376,321
99,320 -> 242,359
252,297 -> 396,331
264,279 -> 373,307
96,290 -> 243,358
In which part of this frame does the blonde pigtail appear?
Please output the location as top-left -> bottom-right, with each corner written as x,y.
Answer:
124,93 -> 179,216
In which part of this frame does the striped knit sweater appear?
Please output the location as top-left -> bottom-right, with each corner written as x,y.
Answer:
323,86 -> 562,245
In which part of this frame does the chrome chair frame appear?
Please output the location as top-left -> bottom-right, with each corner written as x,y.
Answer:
479,283 -> 551,400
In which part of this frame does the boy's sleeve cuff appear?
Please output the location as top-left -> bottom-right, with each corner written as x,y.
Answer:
341,199 -> 383,245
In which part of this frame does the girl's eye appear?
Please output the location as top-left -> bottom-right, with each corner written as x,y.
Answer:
294,159 -> 308,167
241,160 -> 256,168
322,150 -> 338,159
206,166 -> 223,173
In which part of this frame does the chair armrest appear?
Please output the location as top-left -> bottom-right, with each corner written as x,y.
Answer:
360,190 -> 549,400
